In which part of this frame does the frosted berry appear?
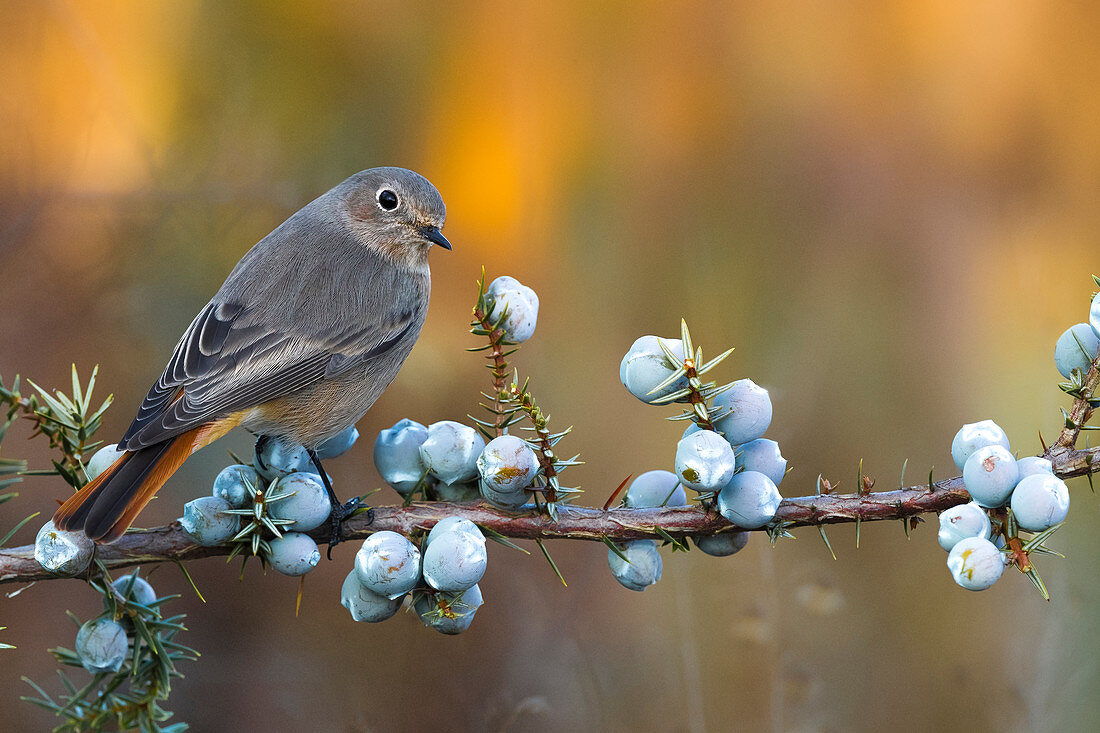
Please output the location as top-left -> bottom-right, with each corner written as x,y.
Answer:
937,501 -> 992,552
340,571 -> 403,623
477,435 -> 540,493
619,335 -> 687,404
716,470 -> 782,529
75,617 -> 128,674
179,496 -> 240,546
1010,473 -> 1070,532
374,418 -> 431,495
675,430 -> 736,492
479,479 -> 529,510
316,425 -> 360,459
962,445 -> 1019,508
264,532 -> 321,576
111,571 -> 157,607
267,473 -> 332,532
711,379 -> 772,445
419,421 -> 485,484
624,470 -> 687,508
1016,456 -> 1053,479
736,438 -> 788,486
486,275 -> 539,343
693,531 -> 750,557
415,584 -> 484,635
607,540 -> 663,591
213,464 -> 261,508
947,536 -> 1005,591
950,420 -> 1010,472
254,437 -> 312,481
354,531 -> 422,599
1054,323 -> 1100,378
85,444 -> 125,482
34,520 -> 94,576
422,526 -> 488,593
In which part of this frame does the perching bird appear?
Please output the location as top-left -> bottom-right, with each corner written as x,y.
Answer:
54,167 -> 449,545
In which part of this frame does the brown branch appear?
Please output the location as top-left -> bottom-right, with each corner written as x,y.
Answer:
2,446 -> 1096,586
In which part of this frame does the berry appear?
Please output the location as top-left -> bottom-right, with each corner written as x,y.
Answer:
486,275 -> 539,343
479,478 -> 529,510
716,471 -> 782,529
354,531 -> 422,599
315,425 -> 360,459
414,584 -> 484,635
179,496 -> 240,546
425,517 -> 483,548
937,501 -> 992,552
419,421 -> 485,484
675,430 -> 736,492
433,480 -> 480,503
619,335 -> 687,404
962,445 -> 1019,508
111,572 -> 157,607
624,470 -> 687,508
947,536 -> 1005,591
1016,456 -> 1053,479
264,532 -> 321,576
477,435 -> 540,493
213,464 -> 261,508
712,379 -> 772,445
254,437 -> 312,481
1010,473 -> 1070,532
33,520 -> 94,576
1054,323 -> 1100,378
85,444 -> 125,482
736,438 -> 788,486
340,571 -> 403,623
693,531 -> 749,557
607,539 -> 663,591
374,418 -> 431,495
75,617 -> 128,674
422,526 -> 488,593
267,473 -> 331,532
950,420 -> 1010,472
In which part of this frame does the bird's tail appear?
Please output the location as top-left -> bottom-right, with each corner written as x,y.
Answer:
54,419 -> 239,543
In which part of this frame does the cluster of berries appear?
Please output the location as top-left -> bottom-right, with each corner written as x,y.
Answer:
609,332 -> 786,591
940,420 -> 1069,591
342,518 -> 487,634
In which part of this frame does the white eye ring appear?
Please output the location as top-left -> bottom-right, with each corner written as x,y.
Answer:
376,188 -> 399,211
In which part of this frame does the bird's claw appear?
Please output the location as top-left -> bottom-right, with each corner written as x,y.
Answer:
325,497 -> 372,559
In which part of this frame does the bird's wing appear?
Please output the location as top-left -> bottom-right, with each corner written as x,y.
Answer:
118,298 -> 416,450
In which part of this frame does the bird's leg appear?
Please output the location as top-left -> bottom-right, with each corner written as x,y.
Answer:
306,449 -> 372,558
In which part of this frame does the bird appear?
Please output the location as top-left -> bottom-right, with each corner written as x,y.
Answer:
53,166 -> 450,546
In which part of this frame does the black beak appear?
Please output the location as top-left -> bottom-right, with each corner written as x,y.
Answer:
418,225 -> 451,250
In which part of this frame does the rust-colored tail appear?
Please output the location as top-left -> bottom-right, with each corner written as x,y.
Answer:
54,419 -> 239,543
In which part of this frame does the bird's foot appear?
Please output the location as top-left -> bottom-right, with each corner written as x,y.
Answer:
325,497 -> 373,559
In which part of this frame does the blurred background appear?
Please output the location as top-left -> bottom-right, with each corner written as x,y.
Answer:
2,1 -> 1099,731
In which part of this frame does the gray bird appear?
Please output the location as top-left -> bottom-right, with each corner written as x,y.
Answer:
54,167 -> 449,546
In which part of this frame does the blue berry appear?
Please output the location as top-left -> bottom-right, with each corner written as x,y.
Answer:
433,480 -> 480,503
315,425 -> 360,459
419,421 -> 485,484
264,532 -> 321,576
374,418 -> 431,495
354,531 -> 422,599
1010,473 -> 1070,532
75,617 -> 128,674
607,540 -> 663,591
254,437 -> 312,481
267,473 -> 331,532
479,478 -> 529,510
422,525 -> 487,592
34,520 -> 94,576
937,501 -> 991,552
486,276 -> 539,343
716,470 -> 782,529
425,517 -> 483,548
620,335 -> 687,404
111,572 -> 157,607
712,379 -> 772,445
477,435 -> 540,493
213,464 -> 261,508
736,439 -> 788,486
946,536 -> 1005,591
962,445 -> 1019,508
1054,323 -> 1100,378
693,531 -> 749,557
624,470 -> 687,508
414,584 -> 484,635
675,430 -> 736,492
179,496 -> 240,546
1016,456 -> 1053,479
950,420 -> 1010,472
85,444 -> 125,482
340,571 -> 403,623
1091,291 -> 1100,340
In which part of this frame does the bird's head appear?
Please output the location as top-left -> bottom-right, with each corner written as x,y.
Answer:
340,166 -> 449,266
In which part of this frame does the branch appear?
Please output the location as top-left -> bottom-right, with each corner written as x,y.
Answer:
2,445 -> 1096,586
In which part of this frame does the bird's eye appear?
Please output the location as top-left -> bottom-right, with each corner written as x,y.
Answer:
377,189 -> 399,211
